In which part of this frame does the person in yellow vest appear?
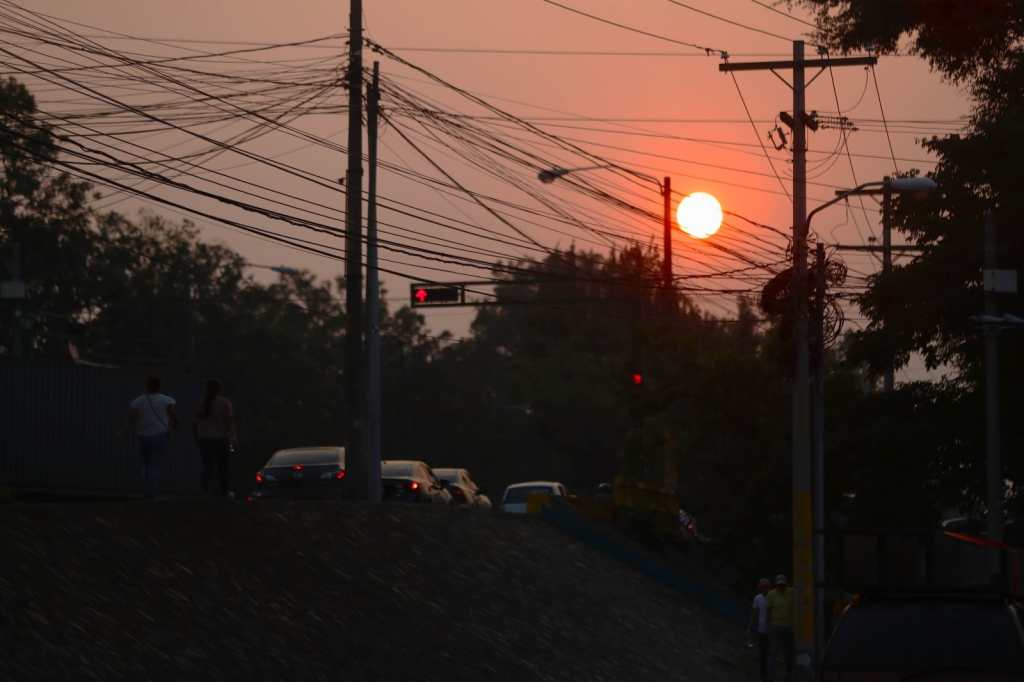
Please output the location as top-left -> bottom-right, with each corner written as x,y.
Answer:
766,573 -> 794,682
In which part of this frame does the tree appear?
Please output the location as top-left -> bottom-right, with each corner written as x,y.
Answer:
794,0 -> 1024,518
0,77 -> 98,359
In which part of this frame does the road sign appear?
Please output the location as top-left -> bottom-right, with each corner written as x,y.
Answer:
409,283 -> 463,307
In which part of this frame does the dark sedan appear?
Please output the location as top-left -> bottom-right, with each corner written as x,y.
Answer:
382,460 -> 451,505
251,446 -> 348,500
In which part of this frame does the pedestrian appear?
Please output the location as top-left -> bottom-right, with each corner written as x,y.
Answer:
766,573 -> 795,682
192,378 -> 236,499
749,577 -> 772,682
128,375 -> 178,499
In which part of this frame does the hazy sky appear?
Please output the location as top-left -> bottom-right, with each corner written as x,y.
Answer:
20,0 -> 970,350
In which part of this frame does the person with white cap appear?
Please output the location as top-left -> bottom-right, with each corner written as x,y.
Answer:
766,573 -> 794,682
749,577 -> 772,682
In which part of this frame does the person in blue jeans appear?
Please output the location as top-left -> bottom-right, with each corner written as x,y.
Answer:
128,375 -> 178,499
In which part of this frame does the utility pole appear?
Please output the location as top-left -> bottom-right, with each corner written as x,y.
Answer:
790,43 -> 814,672
984,210 -> 1003,557
344,0 -> 366,499
365,61 -> 382,504
6,244 -> 24,359
721,43 -> 876,670
813,242 -> 827,664
881,179 -> 894,391
662,176 -> 672,290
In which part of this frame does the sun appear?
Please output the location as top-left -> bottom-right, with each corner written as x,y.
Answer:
676,192 -> 723,239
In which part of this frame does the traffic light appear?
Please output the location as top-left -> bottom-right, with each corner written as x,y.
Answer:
630,371 -> 644,387
409,283 -> 463,307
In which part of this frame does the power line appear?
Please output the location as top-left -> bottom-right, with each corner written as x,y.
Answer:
665,0 -> 797,43
747,0 -> 818,29
870,65 -> 900,174
727,69 -> 791,201
540,0 -> 728,55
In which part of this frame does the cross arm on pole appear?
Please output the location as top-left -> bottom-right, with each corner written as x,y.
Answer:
719,56 -> 877,72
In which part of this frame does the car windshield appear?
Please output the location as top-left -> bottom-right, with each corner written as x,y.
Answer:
382,462 -> 418,478
504,486 -> 554,504
267,448 -> 342,467
825,600 -> 1024,671
435,470 -> 460,483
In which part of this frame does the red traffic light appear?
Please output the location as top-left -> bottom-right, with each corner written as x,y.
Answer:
631,372 -> 643,386
410,283 -> 463,307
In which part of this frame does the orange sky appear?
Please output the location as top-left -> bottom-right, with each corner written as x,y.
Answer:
21,0 -> 971,341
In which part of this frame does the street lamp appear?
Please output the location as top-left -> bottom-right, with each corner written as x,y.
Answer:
536,164 -> 674,289
242,263 -> 300,276
806,174 -> 937,662
809,176 -> 937,227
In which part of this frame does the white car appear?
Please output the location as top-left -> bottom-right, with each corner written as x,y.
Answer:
500,480 -> 567,514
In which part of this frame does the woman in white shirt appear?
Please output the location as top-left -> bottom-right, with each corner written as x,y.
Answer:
128,375 -> 178,499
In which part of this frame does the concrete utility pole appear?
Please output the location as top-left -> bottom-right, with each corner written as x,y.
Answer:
662,176 -> 672,290
365,61 -> 382,503
344,0 -> 366,498
721,43 -> 876,670
984,210 -> 1003,553
881,179 -> 894,391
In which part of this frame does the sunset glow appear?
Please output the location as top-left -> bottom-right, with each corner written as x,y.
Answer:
676,192 -> 723,239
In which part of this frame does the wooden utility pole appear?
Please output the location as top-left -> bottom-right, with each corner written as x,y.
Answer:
344,0 -> 366,498
365,61 -> 382,503
662,176 -> 672,290
721,43 -> 876,670
881,179 -> 894,391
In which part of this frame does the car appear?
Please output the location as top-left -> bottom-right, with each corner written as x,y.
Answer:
819,593 -> 1024,681
434,467 -> 489,507
251,446 -> 348,500
381,460 -> 452,505
500,480 -> 567,514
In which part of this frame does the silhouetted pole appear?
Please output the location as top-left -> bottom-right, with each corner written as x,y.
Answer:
813,241 -> 826,666
720,43 -> 876,669
882,179 -> 894,391
344,0 -> 366,498
984,210 -> 1003,556
662,176 -> 672,290
365,61 -> 382,503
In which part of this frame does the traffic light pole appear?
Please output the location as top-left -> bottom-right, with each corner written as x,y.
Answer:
344,0 -> 366,499
365,61 -> 382,503
721,43 -> 876,670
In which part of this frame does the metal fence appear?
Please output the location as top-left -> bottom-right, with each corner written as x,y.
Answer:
1,366 -> 207,495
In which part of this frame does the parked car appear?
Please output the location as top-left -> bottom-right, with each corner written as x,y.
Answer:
500,481 -> 567,514
381,460 -> 452,505
434,467 -> 488,507
820,592 -> 1024,681
251,446 -> 347,500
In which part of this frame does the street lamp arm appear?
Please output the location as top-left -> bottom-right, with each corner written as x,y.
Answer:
808,181 -> 885,230
537,164 -> 664,193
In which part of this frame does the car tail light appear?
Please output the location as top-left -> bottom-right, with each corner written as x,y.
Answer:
291,464 -> 304,472
255,471 -> 264,484
320,469 -> 347,480
406,481 -> 419,491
